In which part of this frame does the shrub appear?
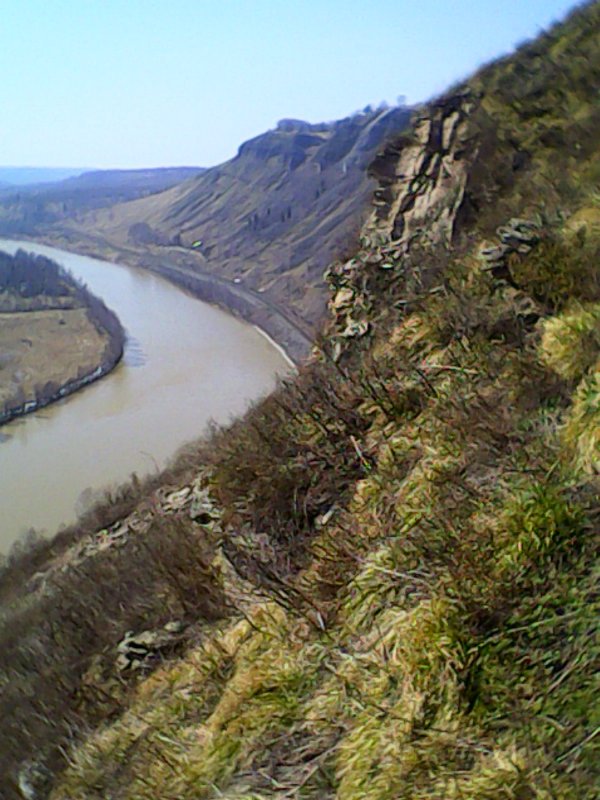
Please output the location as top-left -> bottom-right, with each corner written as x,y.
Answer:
539,301 -> 600,381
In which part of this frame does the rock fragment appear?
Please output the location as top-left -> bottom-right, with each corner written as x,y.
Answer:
479,218 -> 541,286
116,622 -> 186,672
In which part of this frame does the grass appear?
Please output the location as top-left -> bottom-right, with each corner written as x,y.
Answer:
563,363 -> 600,475
539,301 -> 600,381
0,308 -> 108,413
3,3 -> 600,799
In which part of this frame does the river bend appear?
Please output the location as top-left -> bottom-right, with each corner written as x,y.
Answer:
0,240 -> 290,551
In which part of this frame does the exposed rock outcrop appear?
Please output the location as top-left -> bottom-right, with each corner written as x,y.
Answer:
480,217 -> 541,286
369,92 -> 476,249
326,93 -> 479,358
116,622 -> 187,672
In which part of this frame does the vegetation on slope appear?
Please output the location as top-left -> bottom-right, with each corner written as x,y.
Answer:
1,3 -> 599,798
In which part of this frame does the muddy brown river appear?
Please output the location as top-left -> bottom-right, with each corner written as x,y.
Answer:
0,240 -> 291,552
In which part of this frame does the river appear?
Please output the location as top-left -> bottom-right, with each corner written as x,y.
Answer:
0,240 -> 291,552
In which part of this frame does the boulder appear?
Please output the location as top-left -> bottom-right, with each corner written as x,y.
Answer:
341,318 -> 370,339
480,244 -> 508,264
189,486 -> 221,527
116,622 -> 186,672
162,486 -> 191,512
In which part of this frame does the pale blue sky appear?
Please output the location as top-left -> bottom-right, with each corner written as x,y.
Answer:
0,0 -> 582,169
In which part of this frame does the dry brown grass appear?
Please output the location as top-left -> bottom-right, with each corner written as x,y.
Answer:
0,308 -> 108,411
3,4 -> 600,799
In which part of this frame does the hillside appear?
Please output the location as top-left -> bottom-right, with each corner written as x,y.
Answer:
0,167 -> 87,186
0,167 -> 203,236
1,3 -> 599,799
32,107 -> 412,333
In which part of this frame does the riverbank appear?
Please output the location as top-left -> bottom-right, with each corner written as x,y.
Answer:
0,241 -> 290,551
18,232 -> 314,363
0,313 -> 123,426
0,248 -> 125,426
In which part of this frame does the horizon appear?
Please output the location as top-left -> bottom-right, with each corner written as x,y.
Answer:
1,0 -> 583,171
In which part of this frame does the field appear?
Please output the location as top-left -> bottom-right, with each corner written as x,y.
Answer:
0,308 -> 109,416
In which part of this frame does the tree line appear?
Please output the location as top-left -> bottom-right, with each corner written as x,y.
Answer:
0,248 -> 74,298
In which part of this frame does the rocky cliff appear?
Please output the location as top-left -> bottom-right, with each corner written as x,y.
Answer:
34,107 -> 412,333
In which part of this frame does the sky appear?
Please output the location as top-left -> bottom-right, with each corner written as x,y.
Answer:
0,0 -> 582,170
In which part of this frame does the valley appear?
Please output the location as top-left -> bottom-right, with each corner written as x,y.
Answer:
0,108 -> 412,336
0,4 -> 598,799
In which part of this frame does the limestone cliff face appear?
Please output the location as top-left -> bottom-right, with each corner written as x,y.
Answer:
325,92 -> 479,354
367,93 -> 477,250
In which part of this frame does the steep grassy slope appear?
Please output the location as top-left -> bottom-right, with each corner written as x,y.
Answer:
1,4 -> 599,799
39,108 -> 411,330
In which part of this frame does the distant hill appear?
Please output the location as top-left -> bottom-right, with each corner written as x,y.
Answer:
0,166 -> 88,186
57,167 -> 203,191
0,166 -> 204,236
36,108 -> 413,329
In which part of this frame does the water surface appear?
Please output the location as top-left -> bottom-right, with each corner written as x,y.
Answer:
0,240 -> 290,551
